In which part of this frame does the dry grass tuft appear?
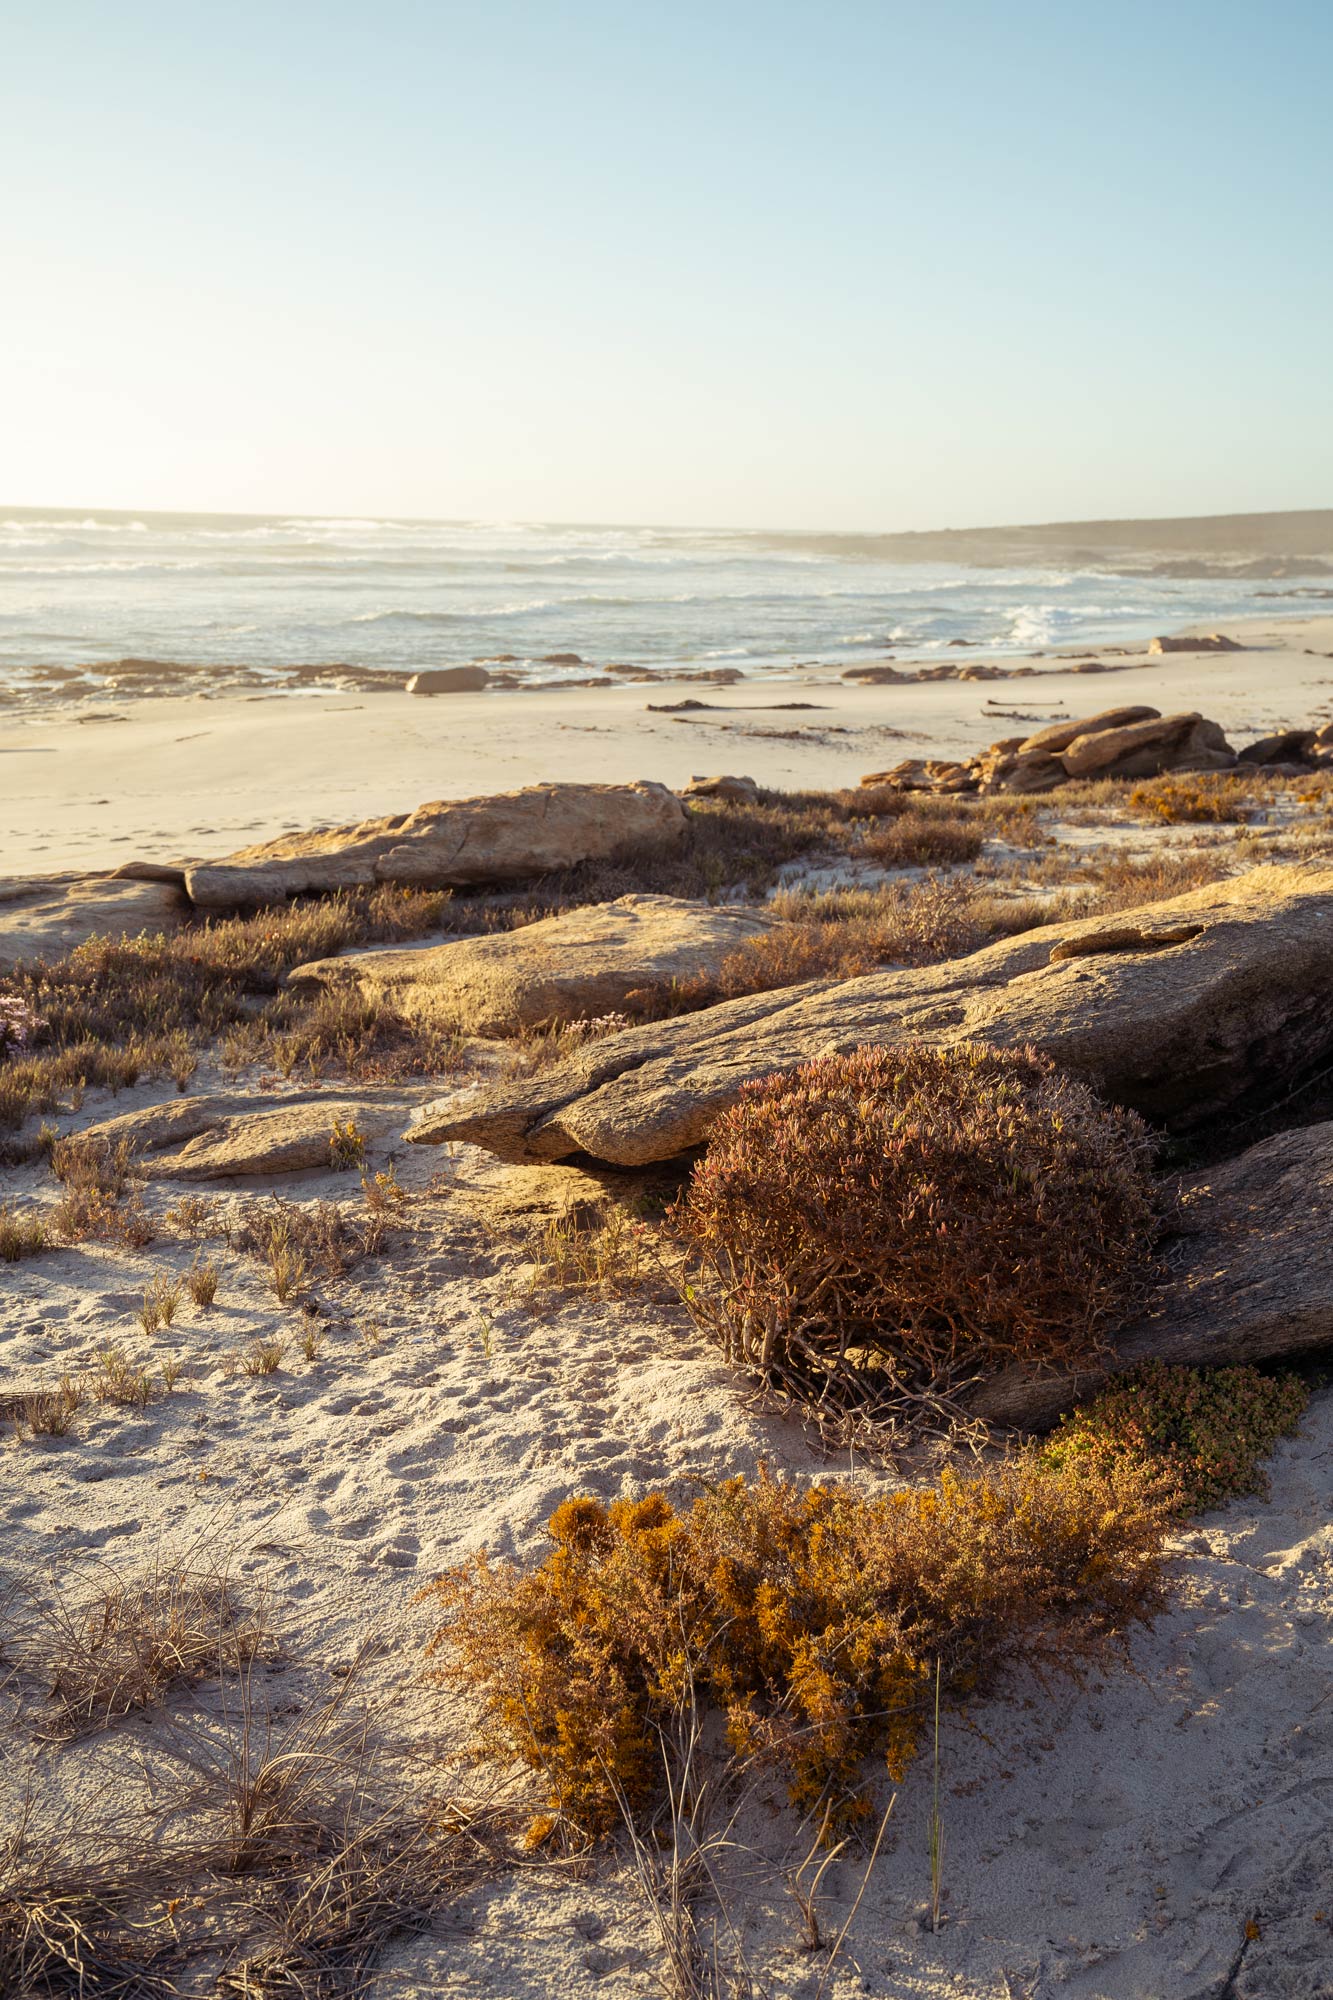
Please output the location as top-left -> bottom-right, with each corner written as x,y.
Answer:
241,1337 -> 287,1377
89,1346 -> 156,1410
0,884 -> 450,1133
524,1206 -> 667,1301
0,1202 -> 47,1262
138,1272 -> 183,1335
186,1257 -> 220,1308
28,1556 -> 275,1740
856,811 -> 985,869
425,1462 -> 1166,1842
0,1378 -> 84,1440
674,1043 -> 1158,1410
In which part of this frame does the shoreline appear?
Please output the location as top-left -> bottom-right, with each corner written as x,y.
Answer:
3,591 -> 1332,712
4,611 -> 1333,875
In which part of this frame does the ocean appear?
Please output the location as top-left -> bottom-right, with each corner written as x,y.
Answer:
0,510 -> 1321,692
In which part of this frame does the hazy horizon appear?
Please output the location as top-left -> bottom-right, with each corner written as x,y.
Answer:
5,501 -> 1333,543
5,1 -> 1331,530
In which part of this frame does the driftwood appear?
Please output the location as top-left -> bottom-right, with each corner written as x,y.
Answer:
964,1120 -> 1333,1431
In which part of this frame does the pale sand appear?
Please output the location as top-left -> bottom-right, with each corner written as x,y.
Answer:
6,609 -> 1333,1994
4,613 -> 1333,875
3,1064 -> 1332,1997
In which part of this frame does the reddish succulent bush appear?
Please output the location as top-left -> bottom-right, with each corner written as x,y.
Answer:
425,1462 -> 1166,1842
674,1044 -> 1157,1396
1043,1362 -> 1308,1515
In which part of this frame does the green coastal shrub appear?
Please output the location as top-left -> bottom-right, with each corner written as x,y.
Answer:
673,1044 -> 1158,1397
1043,1361 -> 1308,1515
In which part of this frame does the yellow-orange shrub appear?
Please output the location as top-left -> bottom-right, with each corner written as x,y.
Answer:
423,1461 -> 1166,1841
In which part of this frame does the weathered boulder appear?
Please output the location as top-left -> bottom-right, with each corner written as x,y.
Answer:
1237,729 -> 1317,767
680,775 -> 760,803
1148,632 -> 1243,654
1016,706 -> 1161,759
1060,712 -> 1233,779
71,1089 -> 426,1179
859,761 -> 937,791
182,782 -> 689,908
405,666 -> 491,695
859,703 -> 1236,797
407,866 -> 1333,1167
842,664 -> 907,684
965,1120 -> 1333,1430
0,876 -> 189,973
289,894 -> 780,1036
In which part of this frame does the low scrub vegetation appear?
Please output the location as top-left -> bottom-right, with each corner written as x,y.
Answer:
856,810 -> 985,869
1043,1361 -> 1308,1515
28,1559 -> 274,1740
524,1206 -> 664,1301
0,1202 -> 47,1262
1129,773 -> 1256,825
674,1044 -> 1158,1407
0,884 -> 449,1132
425,1461 -> 1167,1842
226,1194 -> 392,1294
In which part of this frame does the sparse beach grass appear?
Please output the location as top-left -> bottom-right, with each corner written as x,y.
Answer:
4,752 -> 1333,1997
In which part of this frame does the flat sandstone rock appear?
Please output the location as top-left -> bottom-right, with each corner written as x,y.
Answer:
74,1089 -> 426,1180
287,893 -> 780,1035
406,865 -> 1333,1165
0,876 -> 189,973
182,782 -> 689,908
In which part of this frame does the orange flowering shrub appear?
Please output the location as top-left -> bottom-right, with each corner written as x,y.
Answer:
1128,773 -> 1254,824
673,1044 -> 1157,1396
1043,1362 -> 1307,1515
423,1460 -> 1166,1841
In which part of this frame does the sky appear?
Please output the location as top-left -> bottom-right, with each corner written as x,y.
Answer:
3,0 -> 1331,531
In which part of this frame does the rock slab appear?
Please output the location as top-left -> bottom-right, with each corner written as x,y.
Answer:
0,877 -> 189,973
74,1089 -> 428,1180
407,866 -> 1333,1166
966,1118 -> 1333,1429
183,782 -> 689,908
289,893 -> 780,1036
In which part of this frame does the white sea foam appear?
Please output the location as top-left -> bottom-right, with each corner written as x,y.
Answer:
0,508 -> 1317,690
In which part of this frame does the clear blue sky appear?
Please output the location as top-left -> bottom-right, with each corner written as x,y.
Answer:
3,0 -> 1330,529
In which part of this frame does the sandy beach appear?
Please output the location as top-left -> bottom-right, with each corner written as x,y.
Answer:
5,612 -> 1333,875
5,601 -> 1333,1996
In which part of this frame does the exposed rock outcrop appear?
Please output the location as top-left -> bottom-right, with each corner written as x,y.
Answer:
182,783 -> 689,908
680,775 -> 760,803
405,666 -> 492,694
861,704 -> 1239,795
289,894 -> 780,1036
965,1119 -> 1333,1430
0,876 -> 189,973
73,1089 -> 426,1179
407,866 -> 1333,1166
1148,632 -> 1243,653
